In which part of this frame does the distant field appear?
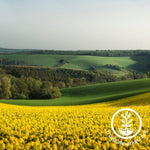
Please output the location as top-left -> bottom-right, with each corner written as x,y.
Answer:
0,54 -> 149,73
0,54 -> 135,69
1,79 -> 150,106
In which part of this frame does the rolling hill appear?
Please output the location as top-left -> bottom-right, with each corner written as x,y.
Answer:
1,79 -> 150,106
0,54 -> 150,74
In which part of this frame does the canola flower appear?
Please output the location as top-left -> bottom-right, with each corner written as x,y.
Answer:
0,93 -> 150,149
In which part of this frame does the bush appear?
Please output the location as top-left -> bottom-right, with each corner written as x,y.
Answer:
14,93 -> 27,99
105,64 -> 121,71
50,87 -> 61,99
41,86 -> 61,99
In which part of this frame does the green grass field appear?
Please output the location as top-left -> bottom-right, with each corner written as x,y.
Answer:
0,54 -> 149,73
1,79 -> 150,106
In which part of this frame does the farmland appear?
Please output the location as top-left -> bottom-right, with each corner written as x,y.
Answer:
1,79 -> 150,106
0,54 -> 150,74
0,92 -> 149,149
0,50 -> 150,149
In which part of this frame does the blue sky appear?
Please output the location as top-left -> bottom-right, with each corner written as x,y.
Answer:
0,0 -> 150,49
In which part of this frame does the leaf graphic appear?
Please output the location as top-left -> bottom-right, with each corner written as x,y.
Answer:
121,124 -> 126,127
127,124 -> 132,127
127,113 -> 131,119
121,119 -> 125,124
121,114 -> 125,119
119,111 -> 133,136
128,119 -> 132,124
125,111 -> 128,117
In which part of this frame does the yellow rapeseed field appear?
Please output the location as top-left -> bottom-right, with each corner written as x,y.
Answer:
0,93 -> 150,150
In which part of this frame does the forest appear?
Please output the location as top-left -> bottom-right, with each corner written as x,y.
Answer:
0,65 -> 149,100
0,74 -> 61,99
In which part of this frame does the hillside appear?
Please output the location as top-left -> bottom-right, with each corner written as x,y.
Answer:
0,54 -> 150,74
1,79 -> 150,106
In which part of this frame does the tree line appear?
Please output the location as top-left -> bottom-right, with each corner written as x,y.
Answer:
1,66 -> 119,87
16,50 -> 150,57
1,48 -> 150,57
0,59 -> 27,65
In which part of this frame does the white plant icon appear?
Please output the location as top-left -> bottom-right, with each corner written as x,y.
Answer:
119,111 -> 134,136
111,108 -> 142,139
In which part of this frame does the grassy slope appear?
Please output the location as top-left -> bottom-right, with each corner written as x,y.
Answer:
0,54 -> 150,73
1,79 -> 150,106
0,54 -> 136,74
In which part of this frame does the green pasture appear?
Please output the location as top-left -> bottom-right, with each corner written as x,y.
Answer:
1,79 -> 150,106
0,54 -> 149,73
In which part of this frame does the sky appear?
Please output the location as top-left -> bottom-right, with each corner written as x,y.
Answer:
0,0 -> 150,50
